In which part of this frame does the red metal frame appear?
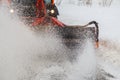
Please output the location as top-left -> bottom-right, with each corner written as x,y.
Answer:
32,16 -> 65,27
32,0 -> 65,27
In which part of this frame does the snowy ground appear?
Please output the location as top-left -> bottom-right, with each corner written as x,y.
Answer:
0,2 -> 120,80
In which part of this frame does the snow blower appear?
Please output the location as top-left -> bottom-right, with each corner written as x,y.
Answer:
8,0 -> 99,49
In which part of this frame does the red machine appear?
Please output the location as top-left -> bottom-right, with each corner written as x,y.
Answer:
8,0 -> 99,49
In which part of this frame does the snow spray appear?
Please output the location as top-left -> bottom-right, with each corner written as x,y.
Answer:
0,5 -> 97,80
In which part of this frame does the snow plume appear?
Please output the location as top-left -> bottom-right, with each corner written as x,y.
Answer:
67,40 -> 97,80
0,5 -> 96,80
0,6 -> 65,80
30,40 -> 97,80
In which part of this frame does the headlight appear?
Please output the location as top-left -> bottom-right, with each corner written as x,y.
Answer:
50,9 -> 55,14
10,9 -> 14,13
